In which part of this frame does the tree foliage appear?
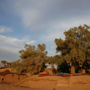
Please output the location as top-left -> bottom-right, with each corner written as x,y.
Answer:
0,60 -> 10,68
7,24 -> 90,74
55,25 -> 90,72
18,44 -> 47,74
47,55 -> 63,65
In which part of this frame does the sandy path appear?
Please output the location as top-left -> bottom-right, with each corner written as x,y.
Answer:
0,75 -> 90,90
19,75 -> 90,90
0,84 -> 41,90
0,83 -> 90,90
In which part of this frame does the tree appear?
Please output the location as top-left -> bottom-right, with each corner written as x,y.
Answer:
47,55 -> 63,74
10,60 -> 24,74
1,60 -> 8,68
57,60 -> 70,73
55,25 -> 90,73
19,44 -> 47,75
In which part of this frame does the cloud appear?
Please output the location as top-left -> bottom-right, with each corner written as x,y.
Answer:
0,35 -> 36,48
13,0 -> 90,56
0,26 -> 12,33
41,16 -> 90,42
14,0 -> 90,31
0,46 -> 19,61
14,0 -> 62,31
0,46 -> 19,54
0,0 -> 90,58
13,0 -> 90,42
0,34 -> 36,61
41,16 -> 90,56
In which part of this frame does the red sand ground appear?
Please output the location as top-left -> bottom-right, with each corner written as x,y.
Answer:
0,75 -> 90,90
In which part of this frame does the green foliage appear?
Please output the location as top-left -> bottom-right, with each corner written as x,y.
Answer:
55,24 -> 90,66
11,60 -> 24,74
9,24 -> 90,74
19,44 -> 47,75
47,55 -> 63,65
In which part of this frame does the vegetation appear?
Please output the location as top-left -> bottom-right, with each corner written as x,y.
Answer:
1,24 -> 90,75
0,60 -> 11,68
10,44 -> 47,74
55,24 -> 90,73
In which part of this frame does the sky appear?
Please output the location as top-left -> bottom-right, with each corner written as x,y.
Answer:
0,0 -> 90,61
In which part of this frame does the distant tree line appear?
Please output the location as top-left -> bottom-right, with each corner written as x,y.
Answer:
1,24 -> 90,74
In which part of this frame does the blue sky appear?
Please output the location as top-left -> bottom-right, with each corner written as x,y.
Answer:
0,0 -> 90,61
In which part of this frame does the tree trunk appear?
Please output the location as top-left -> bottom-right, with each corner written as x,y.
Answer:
51,64 -> 55,69
51,64 -> 55,75
71,66 -> 75,74
82,69 -> 86,74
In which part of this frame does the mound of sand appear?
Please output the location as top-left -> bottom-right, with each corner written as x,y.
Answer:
0,84 -> 40,90
0,75 -> 90,90
18,75 -> 90,90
